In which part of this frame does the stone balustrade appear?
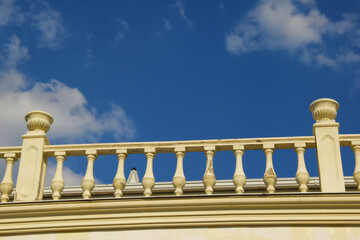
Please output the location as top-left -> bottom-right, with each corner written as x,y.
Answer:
0,98 -> 359,202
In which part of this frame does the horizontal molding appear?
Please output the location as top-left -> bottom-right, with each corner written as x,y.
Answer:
1,193 -> 360,235
39,176 -> 357,199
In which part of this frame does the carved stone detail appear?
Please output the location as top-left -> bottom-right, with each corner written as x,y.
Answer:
25,111 -> 54,132
294,144 -> 310,192
352,144 -> 360,191
81,150 -> 97,199
233,145 -> 246,194
172,148 -> 186,196
113,150 -> 128,198
142,149 -> 156,197
0,153 -> 17,203
203,146 -> 216,195
263,145 -> 277,193
309,98 -> 339,122
51,152 -> 67,200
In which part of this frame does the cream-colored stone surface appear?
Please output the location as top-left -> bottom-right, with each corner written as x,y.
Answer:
0,153 -> 17,202
113,149 -> 127,198
3,227 -> 360,240
351,141 -> 360,191
263,144 -> 277,193
310,98 -> 345,192
203,146 -> 216,195
172,147 -> 186,195
233,145 -> 246,194
81,150 -> 97,199
15,111 -> 53,201
50,152 -> 66,200
0,99 -> 360,240
294,143 -> 309,192
142,148 -> 156,197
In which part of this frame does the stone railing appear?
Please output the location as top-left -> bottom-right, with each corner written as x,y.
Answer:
0,98 -> 359,202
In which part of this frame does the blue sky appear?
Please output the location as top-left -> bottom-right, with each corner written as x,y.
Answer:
0,0 -> 359,186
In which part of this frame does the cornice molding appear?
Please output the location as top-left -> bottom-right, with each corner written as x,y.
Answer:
1,193 -> 360,236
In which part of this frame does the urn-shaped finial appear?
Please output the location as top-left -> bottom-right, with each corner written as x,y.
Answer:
309,98 -> 339,122
25,110 -> 54,132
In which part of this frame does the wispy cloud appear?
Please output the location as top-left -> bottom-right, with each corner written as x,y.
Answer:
175,0 -> 194,27
31,3 -> 67,49
1,35 -> 29,69
226,0 -> 360,90
163,18 -> 172,31
112,18 -> 129,46
0,1 -> 67,50
0,0 -> 23,26
84,48 -> 95,69
0,36 -> 136,146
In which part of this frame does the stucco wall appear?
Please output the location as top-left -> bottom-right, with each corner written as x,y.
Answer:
3,227 -> 360,240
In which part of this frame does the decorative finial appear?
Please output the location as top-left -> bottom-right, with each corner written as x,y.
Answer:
309,98 -> 339,123
25,110 -> 54,132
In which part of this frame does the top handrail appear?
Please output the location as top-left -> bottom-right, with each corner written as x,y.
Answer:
1,134 -> 359,158
42,135 -> 316,156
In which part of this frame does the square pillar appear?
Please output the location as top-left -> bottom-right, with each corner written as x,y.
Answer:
15,111 -> 53,201
310,98 -> 345,192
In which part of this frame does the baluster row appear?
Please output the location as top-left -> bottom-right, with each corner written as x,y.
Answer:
1,142 -> 359,202
48,143 -> 317,200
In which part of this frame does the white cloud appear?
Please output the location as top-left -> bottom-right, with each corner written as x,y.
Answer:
226,0 -> 335,53
0,36 -> 134,189
163,18 -> 171,31
0,0 -> 23,26
0,36 -> 136,146
226,0 -> 360,71
226,0 -> 360,92
175,0 -> 194,27
31,3 -> 67,49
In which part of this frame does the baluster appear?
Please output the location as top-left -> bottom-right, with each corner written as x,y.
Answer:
113,149 -> 128,198
352,141 -> 360,191
203,146 -> 216,195
233,145 -> 246,194
263,144 -> 277,193
0,153 -> 17,203
294,143 -> 310,192
142,148 -> 156,197
51,152 -> 67,200
173,147 -> 186,196
81,150 -> 97,199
